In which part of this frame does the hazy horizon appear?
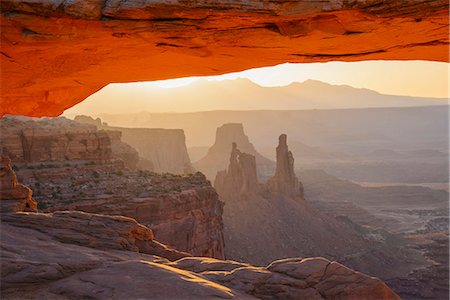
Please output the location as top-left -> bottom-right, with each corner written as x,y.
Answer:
64,79 -> 449,118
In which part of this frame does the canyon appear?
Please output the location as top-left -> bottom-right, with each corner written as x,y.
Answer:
213,132 -> 427,285
300,169 -> 449,299
0,153 -> 400,300
0,1 -> 447,299
0,116 -> 224,258
1,1 -> 448,116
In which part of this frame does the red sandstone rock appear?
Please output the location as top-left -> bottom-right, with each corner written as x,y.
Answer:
1,1 -> 447,117
0,156 -> 37,212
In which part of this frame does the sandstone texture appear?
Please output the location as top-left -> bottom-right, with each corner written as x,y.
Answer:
195,123 -> 274,180
0,156 -> 37,213
1,1 -> 448,117
0,210 -> 399,299
75,115 -> 193,174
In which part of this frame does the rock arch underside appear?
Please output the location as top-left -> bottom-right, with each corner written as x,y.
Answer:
0,0 -> 449,117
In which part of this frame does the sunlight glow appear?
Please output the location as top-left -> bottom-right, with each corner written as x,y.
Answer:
130,61 -> 448,98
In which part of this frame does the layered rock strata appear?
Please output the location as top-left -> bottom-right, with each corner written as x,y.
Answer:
1,0 -> 448,117
0,116 -> 140,169
19,165 -> 226,259
0,116 -> 113,164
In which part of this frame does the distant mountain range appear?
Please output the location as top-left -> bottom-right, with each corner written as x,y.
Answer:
65,79 -> 448,115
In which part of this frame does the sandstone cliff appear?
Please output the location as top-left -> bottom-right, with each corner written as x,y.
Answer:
0,116 -> 112,164
19,164 -> 225,259
195,123 -> 274,180
0,116 -> 142,170
75,115 -> 193,174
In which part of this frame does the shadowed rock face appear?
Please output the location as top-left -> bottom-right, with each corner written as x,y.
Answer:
0,156 -> 37,213
1,1 -> 448,117
266,134 -> 304,198
0,116 -> 113,165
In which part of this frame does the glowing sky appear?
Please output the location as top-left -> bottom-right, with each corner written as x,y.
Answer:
65,60 -> 449,116
129,61 -> 449,97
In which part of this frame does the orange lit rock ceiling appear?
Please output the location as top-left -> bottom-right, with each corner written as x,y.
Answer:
1,0 -> 449,117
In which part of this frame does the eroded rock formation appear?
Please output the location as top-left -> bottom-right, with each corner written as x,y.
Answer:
195,123 -> 274,180
0,156 -> 37,213
215,142 -> 259,198
215,134 -> 302,200
214,137 -> 423,284
0,210 -> 400,299
266,134 -> 304,198
0,116 -> 113,164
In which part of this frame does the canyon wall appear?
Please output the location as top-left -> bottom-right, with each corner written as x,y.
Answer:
1,0 -> 448,117
75,115 -> 193,174
0,117 -> 113,164
195,123 -> 274,180
39,171 -> 225,259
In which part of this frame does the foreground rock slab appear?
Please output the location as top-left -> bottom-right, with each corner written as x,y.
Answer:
1,210 -> 400,299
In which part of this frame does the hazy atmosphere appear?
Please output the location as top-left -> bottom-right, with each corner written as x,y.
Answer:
65,61 -> 449,116
2,2 -> 449,297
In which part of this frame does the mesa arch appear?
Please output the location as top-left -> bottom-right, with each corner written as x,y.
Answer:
1,0 -> 448,117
